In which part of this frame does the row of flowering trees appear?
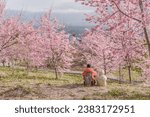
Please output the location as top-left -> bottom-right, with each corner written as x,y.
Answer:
1,0 -> 150,82
76,0 -> 150,82
0,1 -> 74,79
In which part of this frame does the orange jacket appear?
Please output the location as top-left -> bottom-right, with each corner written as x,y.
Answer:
82,68 -> 97,80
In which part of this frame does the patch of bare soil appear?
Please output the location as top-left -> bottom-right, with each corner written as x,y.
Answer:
1,82 -> 149,100
0,84 -> 108,100
39,84 -> 108,100
142,79 -> 150,88
0,72 -> 8,78
0,85 -> 42,99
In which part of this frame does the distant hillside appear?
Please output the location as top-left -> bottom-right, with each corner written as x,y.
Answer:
65,25 -> 93,37
4,10 -> 94,36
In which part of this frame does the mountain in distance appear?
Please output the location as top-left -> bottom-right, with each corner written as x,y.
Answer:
5,10 -> 94,36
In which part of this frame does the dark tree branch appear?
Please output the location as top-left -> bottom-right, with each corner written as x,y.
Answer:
111,0 -> 142,23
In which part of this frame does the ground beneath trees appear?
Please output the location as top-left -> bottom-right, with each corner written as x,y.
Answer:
0,67 -> 150,100
0,83 -> 107,99
0,82 -> 150,100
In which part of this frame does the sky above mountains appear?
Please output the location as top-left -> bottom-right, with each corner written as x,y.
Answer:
6,0 -> 94,13
5,0 -> 95,26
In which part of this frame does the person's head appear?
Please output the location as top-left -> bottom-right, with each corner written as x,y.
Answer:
87,64 -> 91,68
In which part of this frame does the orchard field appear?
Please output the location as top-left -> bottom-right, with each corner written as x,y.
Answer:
0,67 -> 150,100
1,0 -> 150,100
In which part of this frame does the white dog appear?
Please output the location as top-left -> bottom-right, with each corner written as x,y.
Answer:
96,69 -> 107,87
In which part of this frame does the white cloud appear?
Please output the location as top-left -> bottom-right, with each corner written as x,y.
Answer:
5,0 -> 94,13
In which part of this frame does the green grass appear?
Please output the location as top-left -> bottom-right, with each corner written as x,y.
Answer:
93,90 -> 150,100
0,67 -> 82,87
92,83 -> 150,100
111,69 -> 141,81
0,67 -> 150,100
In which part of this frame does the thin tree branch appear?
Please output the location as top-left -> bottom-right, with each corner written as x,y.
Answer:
111,0 -> 142,23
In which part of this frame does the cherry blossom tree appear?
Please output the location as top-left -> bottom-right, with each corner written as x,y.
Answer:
0,1 -> 21,66
0,1 -> 46,69
80,25 -> 146,82
76,0 -> 150,82
14,22 -> 40,69
0,0 -> 74,80
80,30 -> 115,75
0,1 -> 76,81
38,13 -> 74,79
76,0 -> 150,56
110,28 -> 145,82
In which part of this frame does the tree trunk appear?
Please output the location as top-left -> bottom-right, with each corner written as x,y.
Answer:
118,64 -> 122,84
128,65 -> 132,83
54,67 -> 58,80
102,50 -> 107,75
2,60 -> 5,67
126,53 -> 132,83
26,62 -> 29,75
143,27 -> 150,57
139,0 -> 150,57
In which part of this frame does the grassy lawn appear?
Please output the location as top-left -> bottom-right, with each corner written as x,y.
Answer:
110,69 -> 141,81
0,67 -> 150,100
0,67 -> 82,86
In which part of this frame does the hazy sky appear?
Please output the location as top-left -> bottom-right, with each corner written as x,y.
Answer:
5,0 -> 94,13
5,0 -> 95,27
